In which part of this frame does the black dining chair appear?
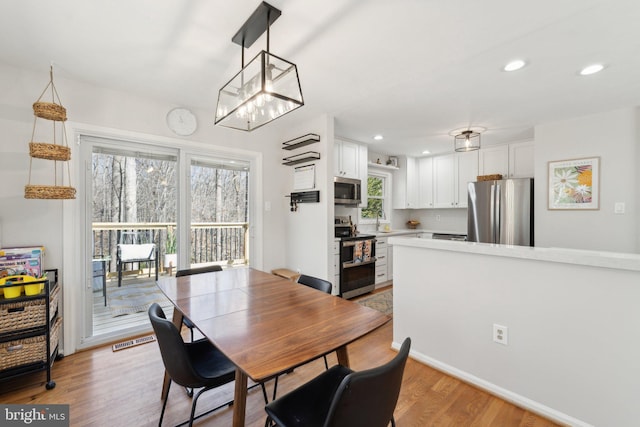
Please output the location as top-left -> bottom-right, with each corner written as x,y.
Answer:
175,265 -> 223,342
296,274 -> 332,371
148,303 -> 236,427
270,274 -> 334,402
264,337 -> 411,427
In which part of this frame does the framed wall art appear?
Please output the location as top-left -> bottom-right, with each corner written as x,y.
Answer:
548,156 -> 599,210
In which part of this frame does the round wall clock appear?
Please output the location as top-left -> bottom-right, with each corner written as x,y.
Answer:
166,107 -> 197,136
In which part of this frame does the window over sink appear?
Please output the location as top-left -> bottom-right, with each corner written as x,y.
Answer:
361,171 -> 391,225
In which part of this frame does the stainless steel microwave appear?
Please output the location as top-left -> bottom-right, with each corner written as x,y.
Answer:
334,176 -> 361,206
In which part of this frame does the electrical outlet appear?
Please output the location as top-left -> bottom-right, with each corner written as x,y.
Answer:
493,324 -> 508,345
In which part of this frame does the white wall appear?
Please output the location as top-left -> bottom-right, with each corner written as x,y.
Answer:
392,240 -> 640,427
535,108 -> 639,252
283,115 -> 334,280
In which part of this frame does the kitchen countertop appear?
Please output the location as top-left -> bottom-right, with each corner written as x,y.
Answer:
388,236 -> 640,272
371,229 -> 466,237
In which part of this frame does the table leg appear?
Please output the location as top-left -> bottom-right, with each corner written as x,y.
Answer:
233,368 -> 248,427
160,308 -> 184,399
336,345 -> 350,368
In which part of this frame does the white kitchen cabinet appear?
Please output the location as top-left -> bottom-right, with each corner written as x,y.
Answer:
358,144 -> 369,208
375,237 -> 389,285
432,151 -> 478,208
508,140 -> 535,178
417,157 -> 433,208
387,242 -> 393,280
478,141 -> 534,179
334,139 -> 360,179
332,240 -> 340,295
433,154 -> 455,208
456,150 -> 478,208
478,145 -> 509,177
392,156 -> 418,209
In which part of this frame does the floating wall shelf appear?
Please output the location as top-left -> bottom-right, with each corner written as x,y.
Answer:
282,133 -> 320,150
282,151 -> 320,166
368,161 -> 399,171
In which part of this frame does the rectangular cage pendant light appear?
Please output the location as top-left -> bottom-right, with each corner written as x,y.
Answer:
215,50 -> 303,131
215,2 -> 304,132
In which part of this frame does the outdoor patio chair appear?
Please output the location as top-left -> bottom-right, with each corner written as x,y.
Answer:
116,243 -> 158,287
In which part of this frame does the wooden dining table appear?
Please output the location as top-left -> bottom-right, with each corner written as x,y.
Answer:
156,267 -> 391,427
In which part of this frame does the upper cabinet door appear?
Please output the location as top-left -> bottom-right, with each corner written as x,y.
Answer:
432,151 -> 478,208
455,150 -> 478,208
478,145 -> 508,177
392,156 -> 418,209
417,157 -> 433,208
433,154 -> 455,208
509,141 -> 534,178
334,139 -> 359,179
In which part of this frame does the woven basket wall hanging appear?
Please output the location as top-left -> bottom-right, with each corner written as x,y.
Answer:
25,66 -> 76,200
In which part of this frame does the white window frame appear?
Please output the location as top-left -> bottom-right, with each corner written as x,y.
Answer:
360,170 -> 392,225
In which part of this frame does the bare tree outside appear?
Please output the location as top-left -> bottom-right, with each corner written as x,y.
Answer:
92,151 -> 249,272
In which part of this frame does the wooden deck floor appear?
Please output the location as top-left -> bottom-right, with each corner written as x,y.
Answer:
92,272 -> 174,337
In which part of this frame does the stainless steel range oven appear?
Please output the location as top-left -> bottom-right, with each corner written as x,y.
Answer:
339,235 -> 376,299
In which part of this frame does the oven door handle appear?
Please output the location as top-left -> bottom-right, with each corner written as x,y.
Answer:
341,239 -> 377,247
342,258 -> 376,268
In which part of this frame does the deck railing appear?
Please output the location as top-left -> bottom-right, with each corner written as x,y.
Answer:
92,222 -> 249,274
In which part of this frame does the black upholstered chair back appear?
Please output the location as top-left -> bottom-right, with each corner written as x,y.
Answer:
148,303 -> 204,388
326,337 -> 411,427
176,264 -> 223,277
297,274 -> 332,294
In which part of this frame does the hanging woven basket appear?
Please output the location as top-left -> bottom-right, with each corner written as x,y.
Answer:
25,66 -> 75,200
32,102 -> 67,122
29,142 -> 71,161
24,185 -> 76,200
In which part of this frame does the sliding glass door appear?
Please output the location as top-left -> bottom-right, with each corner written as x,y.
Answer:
79,135 -> 253,345
87,140 -> 178,339
188,157 -> 250,268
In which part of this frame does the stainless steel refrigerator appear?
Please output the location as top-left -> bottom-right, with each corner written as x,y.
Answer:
467,178 -> 534,246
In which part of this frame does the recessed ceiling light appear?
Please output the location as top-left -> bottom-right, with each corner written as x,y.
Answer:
579,64 -> 604,76
373,135 -> 383,141
504,60 -> 526,72
422,150 -> 430,155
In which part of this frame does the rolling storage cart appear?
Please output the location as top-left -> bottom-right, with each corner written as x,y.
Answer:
0,269 -> 62,390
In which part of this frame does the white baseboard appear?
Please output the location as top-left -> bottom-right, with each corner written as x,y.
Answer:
390,341 -> 593,427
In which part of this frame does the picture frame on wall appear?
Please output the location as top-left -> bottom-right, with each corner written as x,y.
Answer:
548,156 -> 600,210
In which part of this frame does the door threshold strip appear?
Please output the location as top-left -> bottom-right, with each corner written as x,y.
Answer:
112,335 -> 156,352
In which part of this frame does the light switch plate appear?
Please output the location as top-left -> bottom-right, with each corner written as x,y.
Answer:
614,202 -> 625,214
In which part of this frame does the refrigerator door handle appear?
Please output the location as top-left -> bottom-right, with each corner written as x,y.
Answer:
494,184 -> 501,243
490,184 -> 496,243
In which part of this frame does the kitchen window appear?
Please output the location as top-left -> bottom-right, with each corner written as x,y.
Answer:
361,171 -> 391,223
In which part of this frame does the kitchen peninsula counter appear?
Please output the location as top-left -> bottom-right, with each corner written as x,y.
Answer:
369,228 -> 466,237
388,236 -> 640,271
389,236 -> 640,427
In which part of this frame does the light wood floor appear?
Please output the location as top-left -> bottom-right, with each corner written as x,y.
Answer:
0,315 -> 560,426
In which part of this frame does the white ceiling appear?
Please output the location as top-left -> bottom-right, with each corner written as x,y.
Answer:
2,0 -> 639,156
